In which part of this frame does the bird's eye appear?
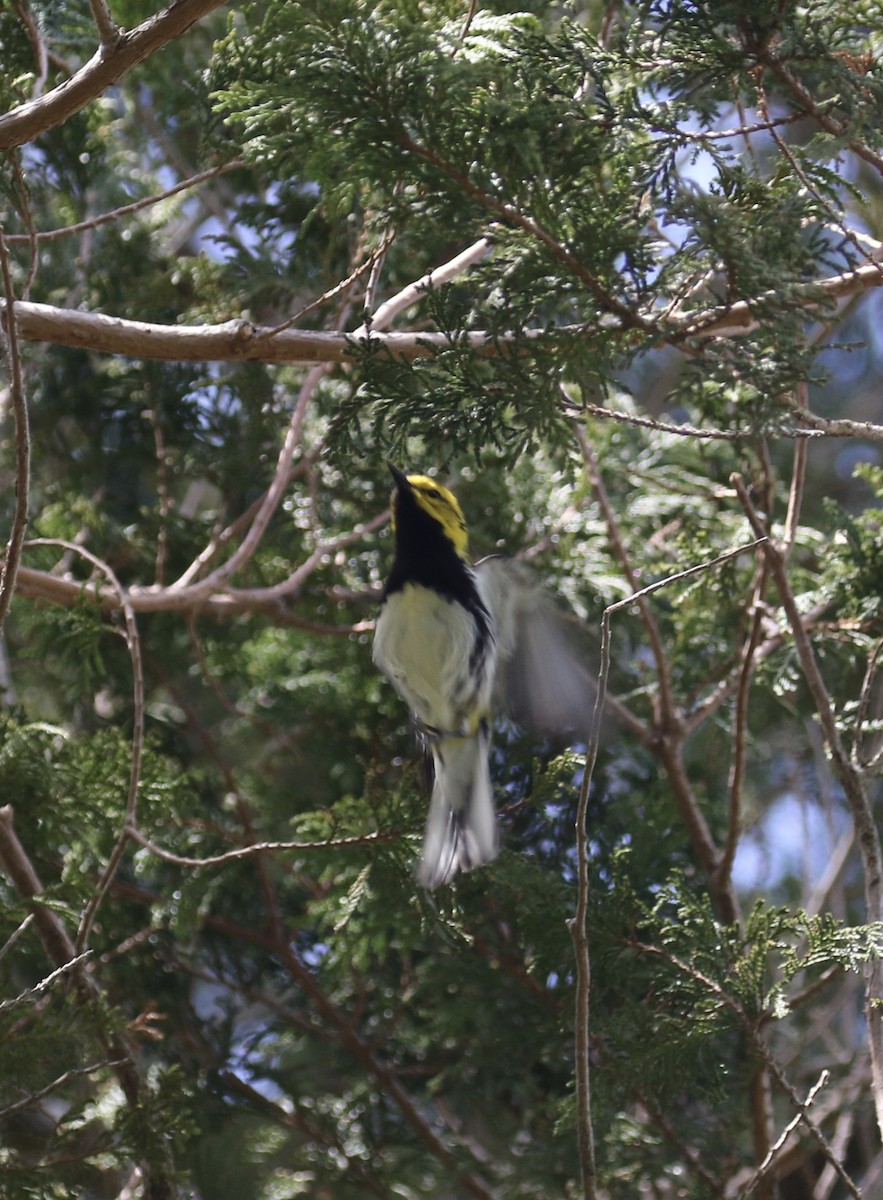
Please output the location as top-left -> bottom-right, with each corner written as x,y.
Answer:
426,488 -> 442,500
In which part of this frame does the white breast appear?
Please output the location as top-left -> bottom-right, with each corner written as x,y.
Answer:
373,584 -> 496,734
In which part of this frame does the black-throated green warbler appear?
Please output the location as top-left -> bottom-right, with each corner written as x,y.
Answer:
374,465 -> 595,888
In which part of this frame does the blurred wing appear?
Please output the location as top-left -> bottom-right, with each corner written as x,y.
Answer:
475,557 -> 597,739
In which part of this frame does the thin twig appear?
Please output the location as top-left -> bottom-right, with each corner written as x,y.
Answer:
783,382 -> 809,557
637,936 -> 861,1197
14,0 -> 49,97
0,951 -> 93,1015
0,912 -> 33,964
170,366 -> 322,592
718,569 -> 768,891
577,421 -> 741,919
0,808 -> 144,1087
571,399 -> 802,442
265,242 -> 388,337
854,637 -> 883,771
574,424 -> 675,718
736,1070 -> 830,1198
126,824 -> 393,868
5,160 -> 245,245
0,1058 -> 126,1123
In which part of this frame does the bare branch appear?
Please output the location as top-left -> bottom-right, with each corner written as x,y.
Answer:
171,366 -> 323,593
11,537 -> 145,956
3,254 -> 883,366
737,1070 -> 830,1199
0,0 -> 229,151
0,950 -> 93,1015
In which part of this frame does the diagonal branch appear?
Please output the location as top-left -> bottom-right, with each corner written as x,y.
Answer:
0,0 -> 229,151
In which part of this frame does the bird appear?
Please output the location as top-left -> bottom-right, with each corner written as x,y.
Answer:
373,464 -> 596,888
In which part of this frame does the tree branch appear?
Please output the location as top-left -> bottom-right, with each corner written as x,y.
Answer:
17,538 -> 149,958
0,0 -> 228,151
12,561 -> 377,630
3,258 -> 883,367
353,233 -> 495,335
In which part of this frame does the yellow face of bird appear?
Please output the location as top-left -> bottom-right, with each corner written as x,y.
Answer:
395,473 -> 470,560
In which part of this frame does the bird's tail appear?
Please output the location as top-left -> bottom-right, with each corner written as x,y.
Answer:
417,726 -> 498,888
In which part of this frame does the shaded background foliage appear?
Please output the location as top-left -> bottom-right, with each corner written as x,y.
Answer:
1,0 -> 883,1196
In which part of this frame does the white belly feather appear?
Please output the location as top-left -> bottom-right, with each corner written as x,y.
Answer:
373,584 -> 495,735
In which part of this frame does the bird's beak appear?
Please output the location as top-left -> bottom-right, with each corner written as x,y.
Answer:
387,463 -> 410,492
